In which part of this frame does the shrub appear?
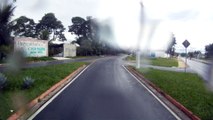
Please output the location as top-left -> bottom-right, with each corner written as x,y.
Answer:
0,73 -> 7,90
22,76 -> 34,89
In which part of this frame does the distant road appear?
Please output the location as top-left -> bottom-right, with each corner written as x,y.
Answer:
0,57 -> 99,72
30,56 -> 178,120
182,58 -> 212,81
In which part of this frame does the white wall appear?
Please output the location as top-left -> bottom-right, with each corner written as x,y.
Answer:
63,44 -> 76,57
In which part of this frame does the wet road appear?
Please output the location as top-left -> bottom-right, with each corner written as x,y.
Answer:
182,58 -> 213,81
30,56 -> 177,120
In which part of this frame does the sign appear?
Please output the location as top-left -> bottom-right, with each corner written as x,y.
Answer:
182,40 -> 190,48
14,37 -> 48,57
182,39 -> 190,72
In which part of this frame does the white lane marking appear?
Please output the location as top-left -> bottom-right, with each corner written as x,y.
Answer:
122,65 -> 181,120
28,64 -> 92,120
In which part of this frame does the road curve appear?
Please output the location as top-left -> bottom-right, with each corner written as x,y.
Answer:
31,56 -> 177,120
181,58 -> 212,81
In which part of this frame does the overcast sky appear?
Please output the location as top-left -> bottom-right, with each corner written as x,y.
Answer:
12,0 -> 213,53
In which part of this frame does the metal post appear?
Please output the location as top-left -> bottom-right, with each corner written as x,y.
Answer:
185,48 -> 187,72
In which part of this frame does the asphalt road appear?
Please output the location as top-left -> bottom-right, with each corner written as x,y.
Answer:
181,58 -> 213,81
31,56 -> 177,120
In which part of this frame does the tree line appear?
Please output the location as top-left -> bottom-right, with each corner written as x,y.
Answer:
68,17 -> 123,56
0,1 -> 124,60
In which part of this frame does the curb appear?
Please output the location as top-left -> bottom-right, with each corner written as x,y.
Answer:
127,66 -> 200,120
8,64 -> 87,120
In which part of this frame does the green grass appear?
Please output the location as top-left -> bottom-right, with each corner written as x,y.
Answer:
126,55 -> 136,61
138,68 -> 213,120
66,56 -> 87,59
26,57 -> 55,62
0,60 -> 4,64
149,57 -> 178,67
0,62 -> 86,119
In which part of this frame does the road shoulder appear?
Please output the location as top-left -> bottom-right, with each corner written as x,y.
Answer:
8,64 -> 88,120
124,66 -> 200,120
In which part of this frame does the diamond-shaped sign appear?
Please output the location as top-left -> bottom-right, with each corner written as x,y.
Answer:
182,40 -> 190,48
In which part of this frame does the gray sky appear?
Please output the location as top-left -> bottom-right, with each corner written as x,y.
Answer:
12,0 -> 213,53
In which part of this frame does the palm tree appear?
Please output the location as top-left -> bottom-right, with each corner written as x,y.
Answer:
0,1 -> 15,60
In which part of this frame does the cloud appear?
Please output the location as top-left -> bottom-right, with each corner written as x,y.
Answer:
12,0 -> 213,51
168,10 -> 199,21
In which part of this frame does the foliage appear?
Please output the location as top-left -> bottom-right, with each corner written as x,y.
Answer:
205,43 -> 213,58
36,13 -> 65,40
0,1 -> 15,60
22,76 -> 34,89
10,16 -> 37,37
26,57 -> 55,62
138,68 -> 213,120
39,29 -> 49,40
180,53 -> 187,57
0,72 -> 7,90
188,51 -> 202,59
166,34 -> 176,57
0,2 -> 15,45
0,62 -> 85,119
68,16 -> 123,56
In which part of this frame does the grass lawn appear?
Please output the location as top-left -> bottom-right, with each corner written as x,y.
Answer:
149,57 -> 178,67
126,55 -> 136,61
0,62 -> 86,119
26,57 -> 55,62
0,60 -> 4,64
138,68 -> 213,120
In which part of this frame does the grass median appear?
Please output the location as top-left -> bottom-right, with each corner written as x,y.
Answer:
0,62 -> 86,119
26,57 -> 55,62
126,56 -> 178,67
149,57 -> 178,67
126,55 -> 136,61
138,68 -> 213,120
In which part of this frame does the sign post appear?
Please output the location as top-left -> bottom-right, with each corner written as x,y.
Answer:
182,40 -> 190,72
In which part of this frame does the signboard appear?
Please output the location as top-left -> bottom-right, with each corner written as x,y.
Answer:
182,40 -> 190,48
182,39 -> 190,72
14,37 -> 48,57
63,43 -> 76,57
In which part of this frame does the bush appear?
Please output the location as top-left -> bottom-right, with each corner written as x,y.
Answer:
22,76 -> 34,89
0,73 -> 7,90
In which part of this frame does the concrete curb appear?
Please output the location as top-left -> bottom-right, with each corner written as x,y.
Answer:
127,66 -> 200,120
8,64 -> 87,120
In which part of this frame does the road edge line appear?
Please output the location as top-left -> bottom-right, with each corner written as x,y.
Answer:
27,63 -> 92,120
8,62 -> 94,120
122,65 -> 181,120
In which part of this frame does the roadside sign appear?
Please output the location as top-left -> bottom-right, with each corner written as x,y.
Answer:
182,40 -> 190,48
182,40 -> 190,72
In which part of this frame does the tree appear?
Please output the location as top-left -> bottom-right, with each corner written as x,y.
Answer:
68,17 -> 98,55
205,43 -> 213,58
166,34 -> 176,57
68,16 -> 122,56
10,16 -> 36,37
68,17 -> 86,36
0,1 -> 15,60
36,13 -> 65,40
39,29 -> 49,40
58,33 -> 66,41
